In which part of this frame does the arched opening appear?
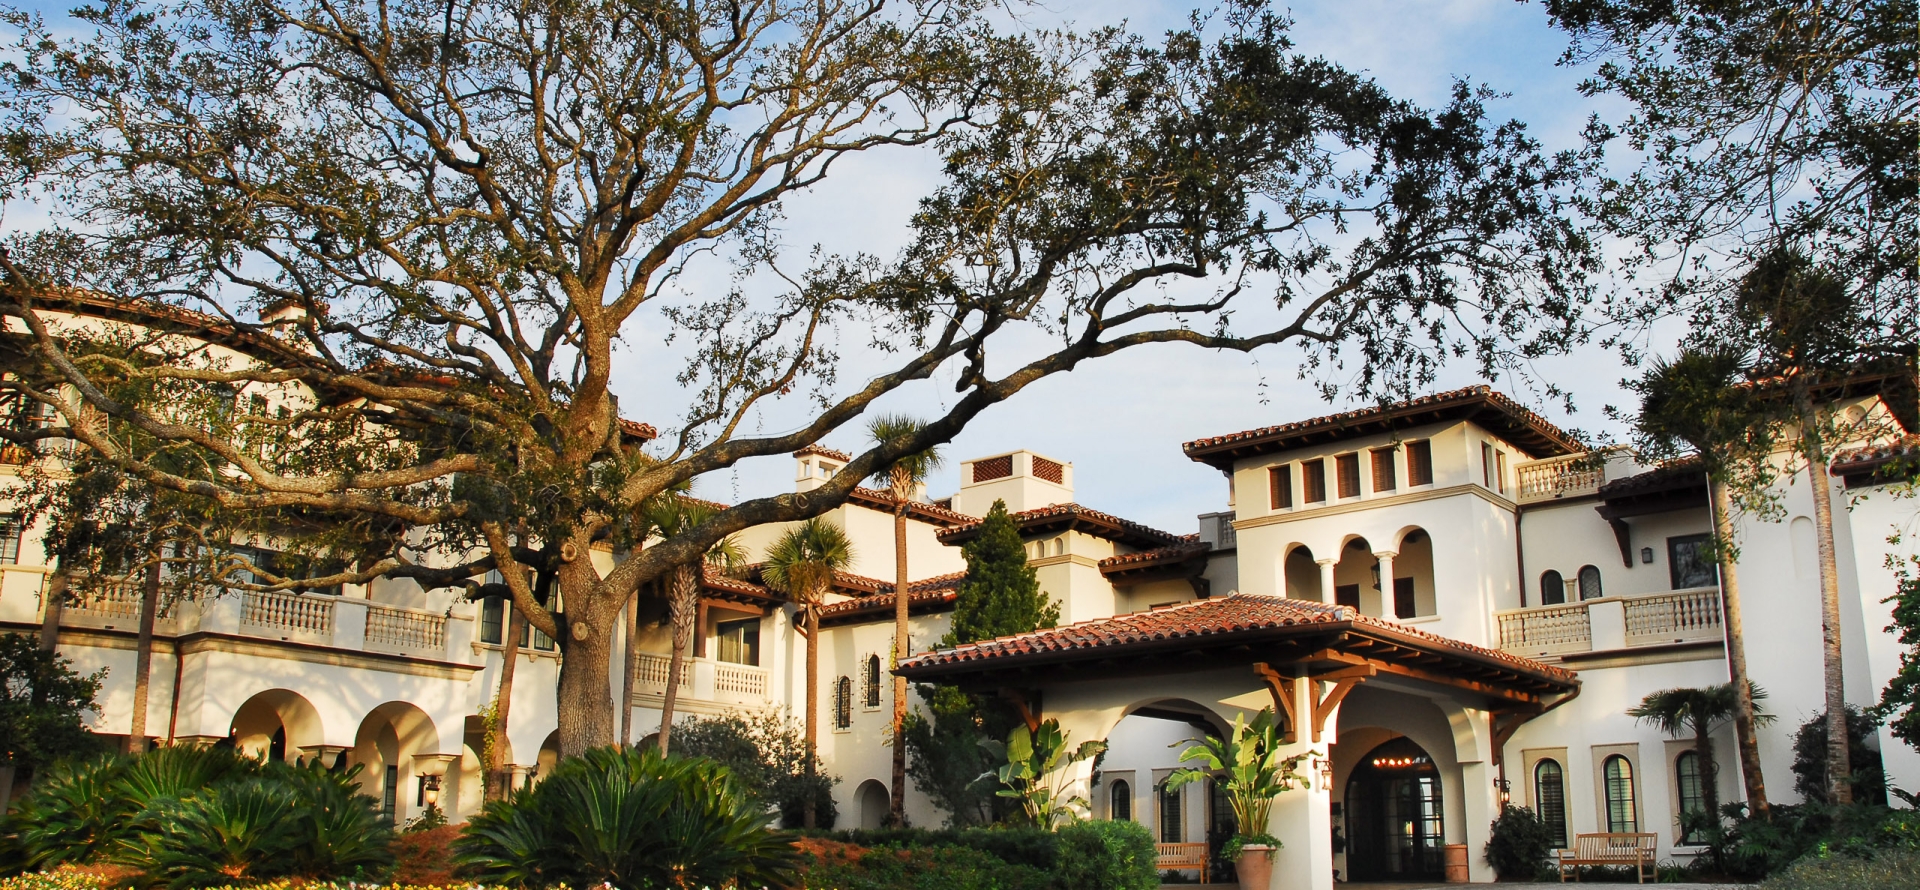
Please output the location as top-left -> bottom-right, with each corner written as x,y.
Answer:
1283,544 -> 1320,600
856,779 -> 889,830
1578,565 -> 1604,600
1102,699 -> 1234,882
1540,569 -> 1566,606
533,730 -> 560,787
1333,537 -> 1375,615
1534,758 -> 1569,849
1344,737 -> 1445,882
229,689 -> 324,764
349,702 -> 443,826
1390,528 -> 1437,618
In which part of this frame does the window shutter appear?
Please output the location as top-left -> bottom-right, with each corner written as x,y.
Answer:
1336,453 -> 1360,499
1303,460 -> 1327,503
1371,448 -> 1397,492
1269,465 -> 1292,509
1407,440 -> 1433,486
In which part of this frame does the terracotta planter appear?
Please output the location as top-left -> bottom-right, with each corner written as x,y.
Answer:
1235,845 -> 1276,890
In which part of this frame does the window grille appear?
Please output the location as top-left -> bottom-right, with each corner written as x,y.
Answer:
972,456 -> 1012,482
863,654 -> 882,709
1540,570 -> 1566,606
1032,456 -> 1064,484
1578,565 -> 1604,600
833,676 -> 853,729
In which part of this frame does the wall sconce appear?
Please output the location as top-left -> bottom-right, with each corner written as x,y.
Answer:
422,774 -> 442,807
1493,777 -> 1511,805
1313,756 -> 1334,788
1369,562 -> 1381,591
1640,547 -> 1655,565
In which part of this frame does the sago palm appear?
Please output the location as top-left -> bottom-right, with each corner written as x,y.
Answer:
866,413 -> 943,826
638,495 -> 745,753
760,517 -> 854,829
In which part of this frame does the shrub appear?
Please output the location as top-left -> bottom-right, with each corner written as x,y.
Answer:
799,844 -> 1051,890
453,745 -> 799,889
1054,820 -> 1157,890
1690,801 -> 1920,881
671,709 -> 838,829
119,779 -> 310,889
826,825 -> 1058,871
1484,803 -> 1554,881
1755,849 -> 1920,890
1791,706 -> 1887,805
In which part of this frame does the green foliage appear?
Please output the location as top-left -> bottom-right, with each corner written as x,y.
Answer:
1687,801 -> 1918,881
1219,833 -> 1279,864
979,721 -> 1106,830
0,634 -> 104,774
1873,560 -> 1920,750
1791,707 -> 1888,806
945,501 -> 1058,647
120,779 -> 310,889
866,415 -> 945,498
1051,820 -> 1158,890
827,826 -> 1058,872
1483,804 -> 1554,881
670,709 -> 838,830
800,843 -> 1052,890
452,746 -> 798,889
1756,849 -> 1920,890
1165,709 -> 1308,850
760,519 -> 856,607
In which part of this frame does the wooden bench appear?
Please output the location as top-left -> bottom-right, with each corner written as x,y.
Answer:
1557,832 -> 1658,883
1155,842 -> 1209,883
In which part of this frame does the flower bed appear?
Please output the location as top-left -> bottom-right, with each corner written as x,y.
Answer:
0,869 -> 507,890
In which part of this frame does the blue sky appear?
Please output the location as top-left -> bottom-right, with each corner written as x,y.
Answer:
5,1 -> 1658,536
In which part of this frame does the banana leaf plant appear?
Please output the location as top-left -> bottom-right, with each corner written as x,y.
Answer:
1165,708 -> 1310,857
978,719 -> 1107,829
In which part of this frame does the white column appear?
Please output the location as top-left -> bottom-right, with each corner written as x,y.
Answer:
1373,550 -> 1397,619
1270,666 -> 1334,890
1317,558 -> 1338,604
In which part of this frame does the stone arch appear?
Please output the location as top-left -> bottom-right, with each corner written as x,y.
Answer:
1333,536 -> 1377,615
1386,526 -> 1437,618
533,730 -> 561,783
1330,687 -> 1471,853
350,701 -> 445,825
855,779 -> 889,829
1283,543 -> 1320,600
229,688 -> 324,763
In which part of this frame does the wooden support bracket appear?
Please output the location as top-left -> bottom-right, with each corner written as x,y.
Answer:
1308,665 -> 1376,742
1253,662 -> 1298,743
998,688 -> 1041,733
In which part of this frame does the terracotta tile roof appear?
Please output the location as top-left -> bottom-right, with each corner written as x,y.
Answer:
1597,456 -> 1706,500
847,487 -> 974,526
897,593 -> 1578,690
619,419 -> 659,441
819,571 -> 969,625
794,444 -> 852,462
1183,385 -> 1584,470
1098,541 -> 1211,570
936,503 -> 1185,549
1833,435 -> 1920,475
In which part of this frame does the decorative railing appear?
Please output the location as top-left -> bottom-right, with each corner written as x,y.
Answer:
715,662 -> 769,700
635,653 -> 692,690
1624,587 -> 1723,647
365,604 -> 447,654
240,590 -> 334,638
1495,602 -> 1593,656
1515,453 -> 1605,503
0,443 -> 32,466
66,576 -> 183,622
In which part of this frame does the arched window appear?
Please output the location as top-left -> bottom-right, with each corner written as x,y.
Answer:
1675,751 -> 1707,844
1578,565 -> 1603,600
1540,570 -> 1566,606
833,677 -> 853,729
1534,759 -> 1569,849
1111,779 -> 1132,821
1603,755 -> 1638,833
863,654 -> 883,709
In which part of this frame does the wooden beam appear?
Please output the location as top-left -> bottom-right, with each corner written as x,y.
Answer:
1310,664 -> 1375,742
998,688 -> 1041,733
1254,662 -> 1298,743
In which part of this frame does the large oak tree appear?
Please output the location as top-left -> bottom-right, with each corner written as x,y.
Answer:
0,0 -> 1598,755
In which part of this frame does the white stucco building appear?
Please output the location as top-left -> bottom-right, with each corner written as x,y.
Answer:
3,296 -> 1915,888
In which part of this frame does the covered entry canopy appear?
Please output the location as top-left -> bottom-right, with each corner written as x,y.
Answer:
897,594 -> 1577,718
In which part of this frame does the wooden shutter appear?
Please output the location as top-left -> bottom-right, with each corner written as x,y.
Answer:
1371,448 -> 1397,492
1336,453 -> 1360,499
1303,460 -> 1327,503
1407,440 -> 1433,486
1269,465 -> 1293,509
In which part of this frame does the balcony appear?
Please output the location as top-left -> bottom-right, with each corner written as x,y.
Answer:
633,652 -> 770,705
1514,453 -> 1606,504
1495,587 -> 1724,660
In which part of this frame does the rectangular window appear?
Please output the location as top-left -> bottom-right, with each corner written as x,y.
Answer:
1371,448 -> 1397,493
1393,577 -> 1416,619
1407,440 -> 1434,486
0,513 -> 22,564
480,597 -> 504,644
1482,443 -> 1495,488
1158,782 -> 1183,843
716,618 -> 761,666
382,764 -> 399,822
1667,534 -> 1718,590
1335,453 -> 1361,499
1335,584 -> 1361,610
1302,460 -> 1328,503
1495,450 -> 1508,494
1269,465 -> 1293,509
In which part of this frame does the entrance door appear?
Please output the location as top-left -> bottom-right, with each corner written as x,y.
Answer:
1344,738 -> 1445,881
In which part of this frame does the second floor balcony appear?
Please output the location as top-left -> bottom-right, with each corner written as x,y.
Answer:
631,652 -> 771,706
1494,586 -> 1724,661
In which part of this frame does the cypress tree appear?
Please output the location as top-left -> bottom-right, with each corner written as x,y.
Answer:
945,500 -> 1059,646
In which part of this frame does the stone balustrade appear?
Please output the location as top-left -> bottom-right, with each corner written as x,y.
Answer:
1514,453 -> 1606,503
1495,587 -> 1724,659
633,651 -> 769,705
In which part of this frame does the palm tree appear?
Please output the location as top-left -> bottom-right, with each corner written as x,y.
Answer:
1636,349 -> 1774,816
761,517 -> 855,829
866,414 -> 943,826
638,496 -> 744,754
1628,683 -> 1773,828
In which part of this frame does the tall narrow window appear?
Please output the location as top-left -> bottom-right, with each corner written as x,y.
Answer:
1158,782 -> 1183,843
1393,577 -> 1416,619
863,654 -> 882,709
382,764 -> 399,823
1603,755 -> 1638,832
1303,460 -> 1328,503
0,513 -> 21,564
1336,453 -> 1361,499
1534,759 -> 1569,849
1269,465 -> 1293,509
833,677 -> 853,729
1482,443 -> 1495,487
1540,570 -> 1566,606
1578,565 -> 1603,601
1407,440 -> 1434,486
1675,751 -> 1707,844
1371,448 -> 1397,492
1495,450 -> 1508,493
480,596 -> 504,644
1111,779 -> 1132,821
717,618 -> 761,666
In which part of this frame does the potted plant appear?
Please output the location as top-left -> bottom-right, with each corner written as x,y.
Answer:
1166,709 -> 1310,890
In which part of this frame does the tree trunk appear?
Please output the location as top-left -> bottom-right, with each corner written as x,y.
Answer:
658,568 -> 697,754
37,568 -> 67,651
804,602 -> 820,830
621,584 -> 639,747
1693,719 -> 1719,825
486,604 -> 524,801
1711,479 -> 1769,817
127,563 -> 161,754
551,561 -> 618,758
1800,395 -> 1851,805
890,503 -> 910,826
